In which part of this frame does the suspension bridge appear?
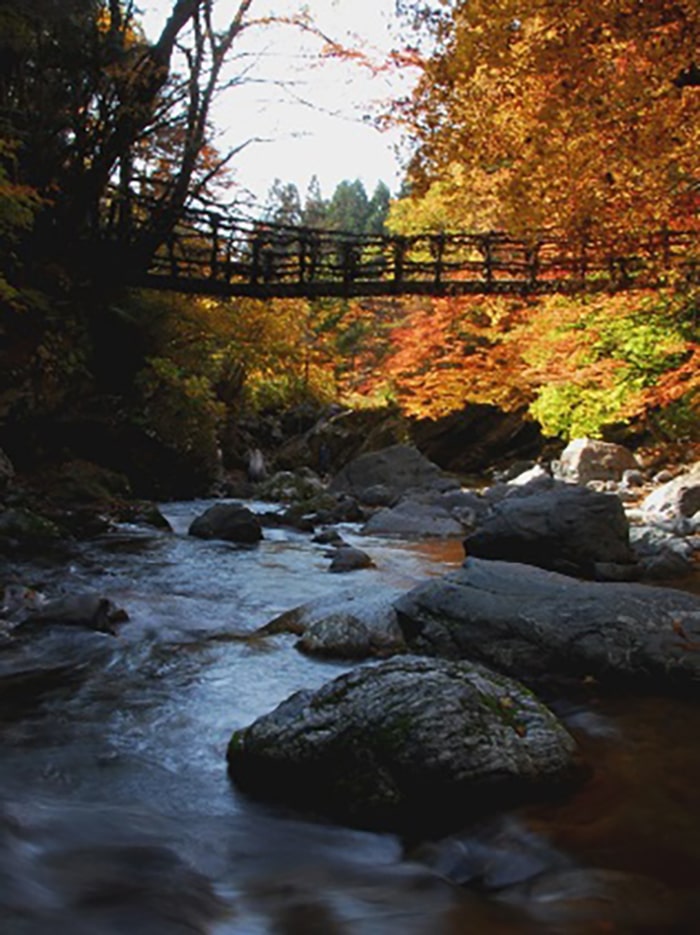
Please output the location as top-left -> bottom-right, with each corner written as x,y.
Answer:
125,205 -> 699,299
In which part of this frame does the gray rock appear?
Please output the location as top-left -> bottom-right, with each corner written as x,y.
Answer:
630,526 -> 697,579
297,616 -> 375,659
227,656 -> 581,833
356,483 -> 397,507
621,468 -> 645,488
394,557 -> 700,691
330,444 -> 458,501
362,498 -> 465,538
260,588 -> 405,658
22,593 -> 128,635
641,464 -> 700,522
188,502 -> 262,544
464,483 -> 634,578
328,546 -> 374,573
553,438 -> 639,484
0,449 -> 14,495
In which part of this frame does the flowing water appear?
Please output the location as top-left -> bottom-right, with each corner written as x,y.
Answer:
1,501 -> 699,933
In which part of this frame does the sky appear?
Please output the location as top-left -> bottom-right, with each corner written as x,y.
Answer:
139,0 -> 419,209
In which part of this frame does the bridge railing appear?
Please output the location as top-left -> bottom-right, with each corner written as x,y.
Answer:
137,205 -> 699,296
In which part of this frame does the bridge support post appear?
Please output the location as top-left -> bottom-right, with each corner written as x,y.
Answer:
393,236 -> 406,285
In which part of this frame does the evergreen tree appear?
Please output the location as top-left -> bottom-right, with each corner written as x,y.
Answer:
365,181 -> 391,234
302,174 -> 328,228
326,179 -> 370,233
264,178 -> 303,226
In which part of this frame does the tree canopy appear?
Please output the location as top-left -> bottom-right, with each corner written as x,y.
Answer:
393,0 -> 700,238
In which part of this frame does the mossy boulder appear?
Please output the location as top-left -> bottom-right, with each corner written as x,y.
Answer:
227,656 -> 582,834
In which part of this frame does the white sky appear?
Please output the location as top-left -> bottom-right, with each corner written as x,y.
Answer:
138,0 -> 419,208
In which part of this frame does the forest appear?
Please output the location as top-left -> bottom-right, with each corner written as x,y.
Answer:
1,0 -> 698,493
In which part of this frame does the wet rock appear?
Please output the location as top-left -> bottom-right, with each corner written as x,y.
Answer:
553,438 -> 640,484
297,616 -> 375,659
188,502 -> 262,544
227,656 -> 581,833
260,588 -> 405,658
312,528 -> 346,546
412,815 -> 572,889
330,444 -> 458,502
21,593 -> 129,635
498,867 -> 685,930
464,483 -> 635,579
0,448 -> 14,495
328,546 -> 374,573
394,557 -> 700,693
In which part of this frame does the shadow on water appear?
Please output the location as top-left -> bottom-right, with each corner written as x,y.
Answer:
1,500 -> 699,932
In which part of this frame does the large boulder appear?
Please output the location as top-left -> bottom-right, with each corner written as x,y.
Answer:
362,498 -> 466,538
553,438 -> 640,485
227,656 -> 581,833
464,483 -> 635,578
188,503 -> 262,544
394,557 -> 700,692
330,444 -> 458,502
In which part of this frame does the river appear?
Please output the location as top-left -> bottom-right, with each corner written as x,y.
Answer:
1,499 -> 699,933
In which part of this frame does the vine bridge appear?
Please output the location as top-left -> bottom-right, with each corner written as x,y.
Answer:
128,205 -> 699,299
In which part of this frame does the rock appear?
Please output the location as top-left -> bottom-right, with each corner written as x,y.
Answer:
188,503 -> 263,544
498,868 -> 684,930
412,815 -> 571,889
0,508 -> 62,550
553,438 -> 639,484
297,616 -> 375,659
394,557 -> 700,692
257,469 -> 325,503
328,546 -> 374,573
641,464 -> 700,522
21,593 -> 129,635
409,404 -> 544,475
312,528 -> 346,546
464,483 -> 635,578
227,656 -> 581,833
506,464 -> 553,489
260,588 -> 405,658
0,449 -> 14,495
356,483 -> 397,507
330,444 -> 458,501
621,468 -> 645,488
630,526 -> 697,579
361,498 -> 465,538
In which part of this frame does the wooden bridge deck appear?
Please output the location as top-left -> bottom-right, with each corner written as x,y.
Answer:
128,207 -> 700,298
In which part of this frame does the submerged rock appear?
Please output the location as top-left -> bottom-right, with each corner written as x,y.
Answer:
227,656 -> 581,834
394,557 -> 700,692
